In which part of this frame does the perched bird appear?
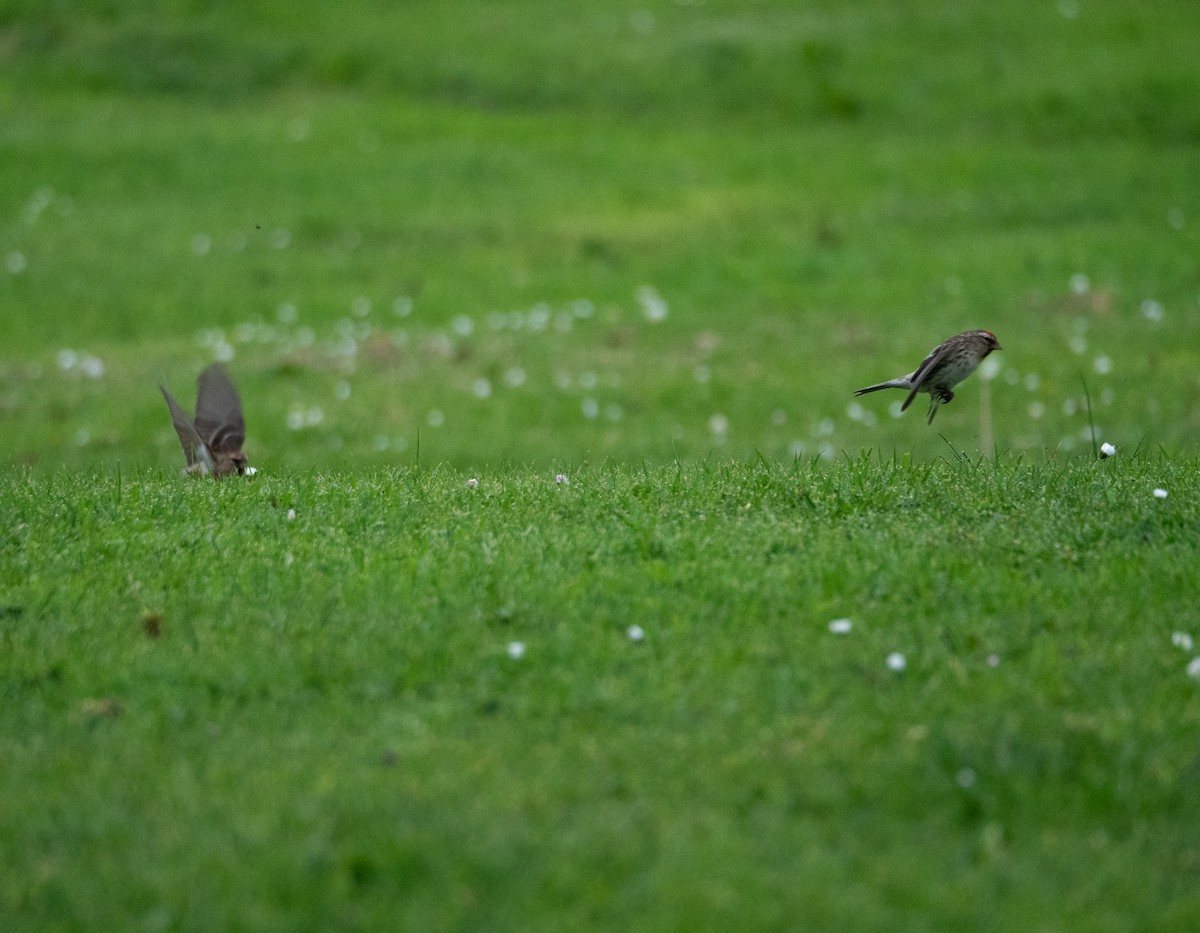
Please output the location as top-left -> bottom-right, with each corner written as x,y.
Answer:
160,364 -> 251,476
854,329 -> 1002,424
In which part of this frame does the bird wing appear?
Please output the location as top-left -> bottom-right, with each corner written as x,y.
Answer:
901,342 -> 953,412
193,364 -> 245,454
160,384 -> 209,468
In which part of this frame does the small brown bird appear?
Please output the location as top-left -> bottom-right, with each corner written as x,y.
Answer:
160,364 -> 251,476
855,330 -> 1002,424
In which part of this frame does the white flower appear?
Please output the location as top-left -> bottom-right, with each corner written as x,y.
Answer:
286,508 -> 296,520
555,473 -> 569,486
466,477 -> 479,489
886,652 -> 907,672
636,284 -> 668,322
828,618 -> 852,635
506,641 -> 526,660
627,625 -> 645,642
1171,632 -> 1194,651
1099,442 -> 1116,458
956,767 -> 976,789
1188,657 -> 1200,680
1153,488 -> 1168,500
986,654 -> 1001,668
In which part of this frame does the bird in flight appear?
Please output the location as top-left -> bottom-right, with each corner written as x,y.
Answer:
854,329 -> 1002,424
160,364 -> 252,476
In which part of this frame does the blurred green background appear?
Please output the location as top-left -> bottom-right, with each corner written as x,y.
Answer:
2,0 -> 1198,471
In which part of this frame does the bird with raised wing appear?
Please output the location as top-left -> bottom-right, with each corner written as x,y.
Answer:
160,364 -> 251,476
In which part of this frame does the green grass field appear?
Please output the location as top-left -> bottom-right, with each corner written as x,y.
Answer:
3,1 -> 1200,929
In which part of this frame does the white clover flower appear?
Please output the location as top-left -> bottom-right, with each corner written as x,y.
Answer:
956,767 -> 977,789
986,654 -> 1001,668
1099,442 -> 1116,458
6,250 -> 28,274
466,478 -> 479,489
828,618 -> 852,635
506,641 -> 526,660
286,508 -> 296,521
886,652 -> 907,672
1188,657 -> 1200,680
627,625 -> 645,642
636,284 -> 668,322
1153,488 -> 1168,500
555,473 -> 569,486
1171,632 -> 1194,651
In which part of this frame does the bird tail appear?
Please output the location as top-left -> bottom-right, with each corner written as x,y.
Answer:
854,379 -> 909,397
